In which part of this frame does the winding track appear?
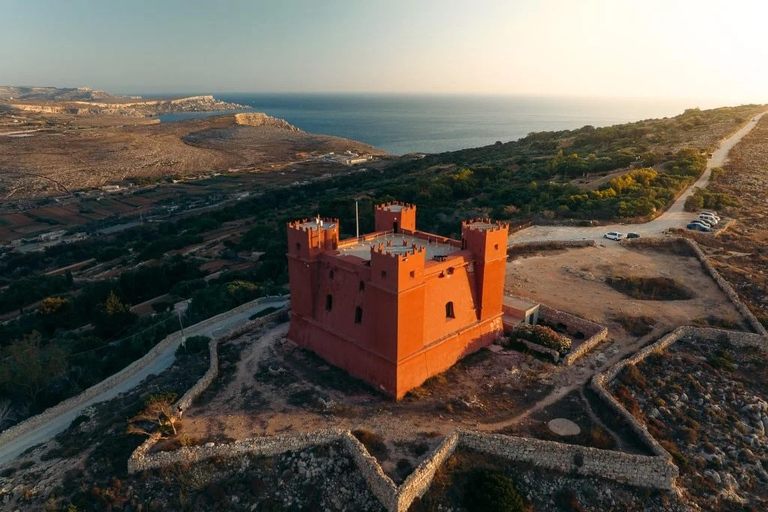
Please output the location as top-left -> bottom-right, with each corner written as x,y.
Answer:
509,113 -> 767,244
0,298 -> 286,466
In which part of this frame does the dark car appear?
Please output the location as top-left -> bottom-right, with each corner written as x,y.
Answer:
687,223 -> 711,232
626,232 -> 640,239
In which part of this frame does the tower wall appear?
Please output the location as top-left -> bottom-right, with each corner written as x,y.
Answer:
374,202 -> 416,233
462,220 -> 510,321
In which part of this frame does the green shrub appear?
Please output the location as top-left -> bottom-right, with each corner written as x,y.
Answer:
511,323 -> 571,353
464,469 -> 525,512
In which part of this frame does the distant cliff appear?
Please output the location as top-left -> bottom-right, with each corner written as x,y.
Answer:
234,112 -> 300,131
1,86 -> 250,117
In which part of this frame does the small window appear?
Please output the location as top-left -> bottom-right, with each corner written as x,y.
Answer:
326,294 -> 333,312
295,242 -> 301,251
381,270 -> 387,279
445,301 -> 455,319
409,270 -> 415,278
447,267 -> 454,275
494,243 -> 499,250
359,281 -> 365,292
355,307 -> 363,324
329,269 -> 335,279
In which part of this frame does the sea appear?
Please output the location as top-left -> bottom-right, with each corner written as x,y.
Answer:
153,94 -> 733,156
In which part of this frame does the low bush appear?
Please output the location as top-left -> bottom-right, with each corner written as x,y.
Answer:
510,323 -> 571,353
463,469 -> 525,512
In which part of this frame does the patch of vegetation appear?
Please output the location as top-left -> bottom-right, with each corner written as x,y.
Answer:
684,187 -> 737,212
463,469 -> 525,512
508,323 -> 571,353
606,275 -> 695,300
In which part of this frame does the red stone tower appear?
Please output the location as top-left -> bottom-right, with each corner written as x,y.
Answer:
286,204 -> 509,398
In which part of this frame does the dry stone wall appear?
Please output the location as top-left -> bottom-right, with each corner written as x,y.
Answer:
505,296 -> 608,365
396,433 -> 459,512
128,429 -> 345,473
621,236 -> 767,336
459,431 -> 677,489
0,296 -> 284,448
342,432 -> 399,511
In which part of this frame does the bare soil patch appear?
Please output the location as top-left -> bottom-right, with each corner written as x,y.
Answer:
181,321 -> 556,484
506,244 -> 750,337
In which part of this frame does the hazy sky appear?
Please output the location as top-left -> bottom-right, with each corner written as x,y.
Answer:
2,0 -> 766,102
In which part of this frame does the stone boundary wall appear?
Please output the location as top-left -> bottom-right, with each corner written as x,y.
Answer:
591,325 -> 768,463
128,429 -> 344,473
683,238 -> 768,336
342,431 -> 398,511
458,431 -> 677,490
622,236 -> 767,336
507,239 -> 596,252
396,433 -> 459,512
175,306 -> 287,413
0,295 -> 286,448
520,339 -> 561,362
506,296 -> 608,365
129,305 -> 290,469
537,303 -> 609,365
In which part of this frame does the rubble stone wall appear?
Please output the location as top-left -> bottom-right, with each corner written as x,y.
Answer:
0,296 -> 285,448
396,433 -> 459,512
458,431 -> 678,489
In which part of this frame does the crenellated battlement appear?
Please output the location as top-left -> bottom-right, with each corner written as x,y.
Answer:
461,218 -> 510,233
375,201 -> 416,212
287,217 -> 340,232
370,240 -> 426,261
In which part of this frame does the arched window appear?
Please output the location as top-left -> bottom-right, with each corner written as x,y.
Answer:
359,281 -> 365,292
355,306 -> 363,324
326,294 -> 333,312
445,301 -> 455,319
295,242 -> 301,251
329,269 -> 335,279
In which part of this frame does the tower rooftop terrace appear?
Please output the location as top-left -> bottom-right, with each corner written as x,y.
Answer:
337,232 -> 458,261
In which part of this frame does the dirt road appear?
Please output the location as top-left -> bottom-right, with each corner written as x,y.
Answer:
510,112 -> 767,244
0,298 -> 287,466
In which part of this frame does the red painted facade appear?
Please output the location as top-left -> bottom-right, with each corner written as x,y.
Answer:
286,203 -> 509,399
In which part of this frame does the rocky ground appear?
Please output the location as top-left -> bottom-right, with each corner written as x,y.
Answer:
130,443 -> 384,512
610,335 -> 768,511
690,114 -> 768,329
414,449 -> 691,512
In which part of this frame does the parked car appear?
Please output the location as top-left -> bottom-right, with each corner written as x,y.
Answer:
699,214 -> 719,225
687,222 -> 711,232
700,211 -> 720,221
604,231 -> 623,240
693,218 -> 714,228
626,232 -> 640,239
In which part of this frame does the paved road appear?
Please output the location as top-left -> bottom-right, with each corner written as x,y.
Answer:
510,113 -> 767,244
0,299 -> 286,466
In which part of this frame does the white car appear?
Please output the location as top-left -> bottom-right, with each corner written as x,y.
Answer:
700,211 -> 720,221
691,219 -> 714,229
698,214 -> 718,225
604,231 -> 623,241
